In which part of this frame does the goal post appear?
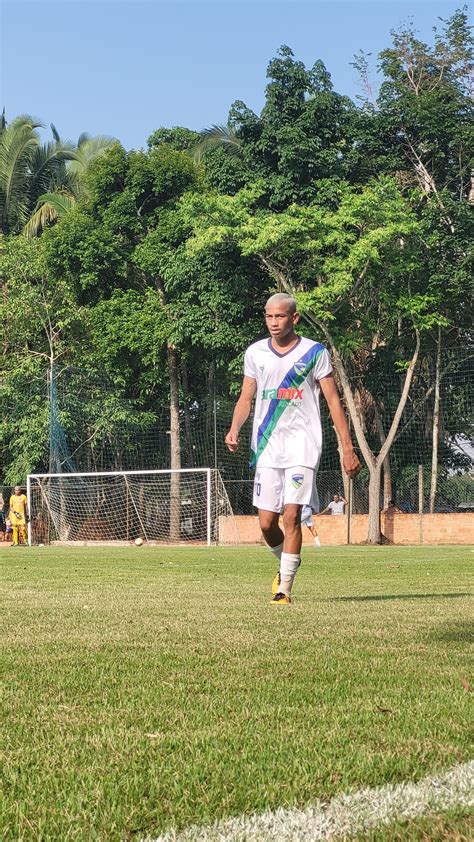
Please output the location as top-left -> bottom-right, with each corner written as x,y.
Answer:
27,468 -> 238,546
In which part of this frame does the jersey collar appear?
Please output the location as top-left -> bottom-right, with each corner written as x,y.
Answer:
267,336 -> 302,358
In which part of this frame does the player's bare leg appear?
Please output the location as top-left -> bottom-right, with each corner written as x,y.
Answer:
258,509 -> 284,549
271,504 -> 303,604
308,523 -> 321,547
282,504 -> 303,554
258,509 -> 286,598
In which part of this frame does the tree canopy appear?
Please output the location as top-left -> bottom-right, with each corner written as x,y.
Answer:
0,8 -> 472,538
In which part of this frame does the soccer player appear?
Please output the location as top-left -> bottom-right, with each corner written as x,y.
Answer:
301,504 -> 321,546
8,485 -> 29,546
225,293 -> 360,604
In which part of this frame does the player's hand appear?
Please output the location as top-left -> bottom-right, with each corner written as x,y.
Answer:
225,429 -> 239,452
343,447 -> 361,478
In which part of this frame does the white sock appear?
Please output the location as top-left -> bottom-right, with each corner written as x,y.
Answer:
267,541 -> 283,562
314,536 -> 321,547
280,552 -> 301,596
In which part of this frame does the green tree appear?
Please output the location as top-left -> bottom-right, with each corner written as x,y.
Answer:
43,143 -> 266,534
196,46 -> 359,207
0,236 -> 84,480
25,132 -> 117,238
0,113 -> 116,238
0,116 -> 75,235
180,177 -> 458,542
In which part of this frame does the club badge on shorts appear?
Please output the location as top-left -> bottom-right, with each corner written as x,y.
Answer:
291,473 -> 304,489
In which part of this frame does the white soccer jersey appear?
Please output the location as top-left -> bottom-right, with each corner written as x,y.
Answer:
244,336 -> 332,469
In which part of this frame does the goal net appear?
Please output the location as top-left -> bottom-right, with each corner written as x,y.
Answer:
27,469 -> 239,546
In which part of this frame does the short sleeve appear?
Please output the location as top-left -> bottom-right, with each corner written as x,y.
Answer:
314,347 -> 332,383
243,347 -> 257,379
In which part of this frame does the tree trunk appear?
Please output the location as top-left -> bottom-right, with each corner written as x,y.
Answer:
206,361 -> 215,437
367,467 -> 382,544
334,425 -> 350,503
168,344 -> 181,541
429,328 -> 442,513
374,406 -> 392,508
180,361 -> 194,468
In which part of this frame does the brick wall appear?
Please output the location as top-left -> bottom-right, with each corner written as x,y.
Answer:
220,512 -> 474,545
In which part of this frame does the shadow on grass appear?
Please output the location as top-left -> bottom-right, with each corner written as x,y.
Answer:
329,593 -> 470,602
428,619 -> 474,644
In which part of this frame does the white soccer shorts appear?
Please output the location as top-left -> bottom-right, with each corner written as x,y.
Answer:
253,466 -> 318,513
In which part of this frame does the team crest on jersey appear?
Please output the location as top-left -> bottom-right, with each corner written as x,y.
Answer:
291,473 -> 304,489
294,361 -> 307,375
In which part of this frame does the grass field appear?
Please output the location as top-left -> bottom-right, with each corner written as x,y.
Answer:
1,544 -> 472,840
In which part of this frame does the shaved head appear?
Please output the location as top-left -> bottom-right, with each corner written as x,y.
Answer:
265,293 -> 297,314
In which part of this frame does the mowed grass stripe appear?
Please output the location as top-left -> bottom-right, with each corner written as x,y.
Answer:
0,546 -> 472,840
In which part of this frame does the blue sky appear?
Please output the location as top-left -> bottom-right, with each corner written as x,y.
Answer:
2,1 -> 466,150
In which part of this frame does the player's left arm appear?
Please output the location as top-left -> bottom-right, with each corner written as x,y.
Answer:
319,374 -> 361,478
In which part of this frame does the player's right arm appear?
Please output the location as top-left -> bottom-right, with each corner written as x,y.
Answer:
225,376 -> 257,452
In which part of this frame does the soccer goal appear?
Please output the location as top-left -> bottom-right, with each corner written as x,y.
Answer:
27,468 -> 239,546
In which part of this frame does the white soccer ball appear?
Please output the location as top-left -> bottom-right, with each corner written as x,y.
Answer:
134,537 -> 143,547
38,543 -> 45,547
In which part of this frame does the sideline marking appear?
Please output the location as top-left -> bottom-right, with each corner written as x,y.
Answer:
149,761 -> 473,841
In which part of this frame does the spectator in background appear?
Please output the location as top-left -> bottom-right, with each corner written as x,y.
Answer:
321,494 -> 347,515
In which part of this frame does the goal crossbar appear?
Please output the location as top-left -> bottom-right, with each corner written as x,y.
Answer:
28,468 -> 210,479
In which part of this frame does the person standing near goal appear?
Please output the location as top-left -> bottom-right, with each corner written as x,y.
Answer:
8,485 -> 29,547
225,293 -> 360,604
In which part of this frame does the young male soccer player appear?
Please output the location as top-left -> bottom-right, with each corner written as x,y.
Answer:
8,485 -> 29,546
225,293 -> 360,604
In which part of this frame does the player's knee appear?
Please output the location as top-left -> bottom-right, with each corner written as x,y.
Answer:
259,512 -> 279,536
282,507 -> 301,533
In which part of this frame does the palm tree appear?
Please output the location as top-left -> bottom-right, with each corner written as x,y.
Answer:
0,114 -> 77,235
191,124 -> 242,163
0,113 -> 116,238
25,131 -> 117,238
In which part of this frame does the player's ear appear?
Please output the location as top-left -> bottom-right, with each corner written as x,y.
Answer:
293,311 -> 300,324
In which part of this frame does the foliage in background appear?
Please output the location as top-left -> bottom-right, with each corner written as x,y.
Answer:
0,9 -> 472,530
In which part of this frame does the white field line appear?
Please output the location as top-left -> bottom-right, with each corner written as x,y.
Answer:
148,760 -> 474,842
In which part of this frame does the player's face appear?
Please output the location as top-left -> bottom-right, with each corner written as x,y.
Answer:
14,486 -> 21,495
264,303 -> 299,340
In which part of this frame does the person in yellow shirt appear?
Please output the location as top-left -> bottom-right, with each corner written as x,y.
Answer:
8,486 -> 29,546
